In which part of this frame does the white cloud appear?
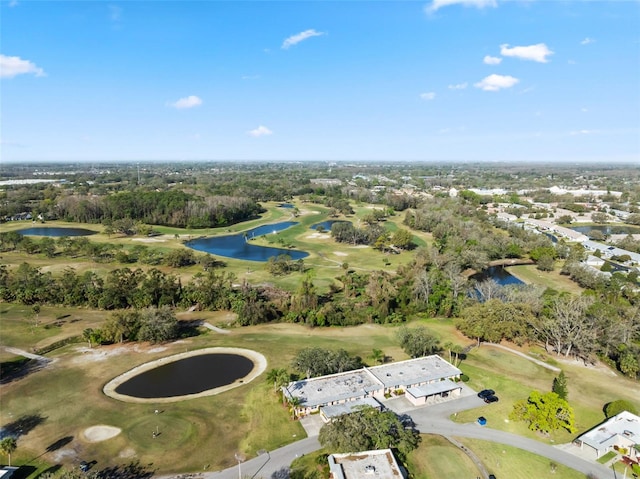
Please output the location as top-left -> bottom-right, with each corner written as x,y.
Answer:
581,107 -> 588,113
483,55 -> 502,65
108,4 -> 122,21
169,95 -> 203,109
282,29 -> 325,49
474,74 -> 519,91
570,129 -> 597,136
448,82 -> 468,90
0,54 -> 46,78
420,92 -> 436,100
500,43 -> 553,63
241,74 -> 261,80
248,125 -> 273,137
9,0 -> 18,7
425,0 -> 497,13
581,37 -> 595,45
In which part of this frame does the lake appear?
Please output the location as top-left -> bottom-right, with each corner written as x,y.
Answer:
18,227 -> 98,237
186,221 -> 309,261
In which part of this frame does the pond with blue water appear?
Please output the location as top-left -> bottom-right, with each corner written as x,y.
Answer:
471,266 -> 524,286
18,227 -> 98,237
186,221 -> 309,261
310,220 -> 349,231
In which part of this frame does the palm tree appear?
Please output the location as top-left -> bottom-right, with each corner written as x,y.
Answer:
369,349 -> 385,365
287,396 -> 302,420
266,368 -> 289,393
0,437 -> 17,467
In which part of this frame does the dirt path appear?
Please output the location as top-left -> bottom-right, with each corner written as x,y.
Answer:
2,346 -> 51,362
483,343 -> 561,372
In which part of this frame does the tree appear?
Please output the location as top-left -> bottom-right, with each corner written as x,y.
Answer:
292,348 -> 363,378
509,390 -> 576,434
396,326 -> 440,358
318,406 -> 420,461
369,349 -> 385,365
266,367 -> 290,393
604,399 -> 639,418
137,306 -> 179,343
552,370 -> 568,401
0,437 -> 17,467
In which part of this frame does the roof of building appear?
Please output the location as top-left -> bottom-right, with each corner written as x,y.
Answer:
578,411 -> 640,452
284,369 -> 382,407
321,397 -> 382,419
283,355 -> 461,408
406,379 -> 461,399
368,356 -> 462,389
329,449 -> 403,479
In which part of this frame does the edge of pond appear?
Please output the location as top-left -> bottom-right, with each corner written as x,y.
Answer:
102,347 -> 267,403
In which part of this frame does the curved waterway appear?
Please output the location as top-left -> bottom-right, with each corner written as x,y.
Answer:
103,347 -> 267,403
18,227 -> 97,237
186,221 -> 309,261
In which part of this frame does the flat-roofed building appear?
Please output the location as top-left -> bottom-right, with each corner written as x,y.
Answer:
575,411 -> 640,459
283,355 -> 461,419
328,449 -> 404,479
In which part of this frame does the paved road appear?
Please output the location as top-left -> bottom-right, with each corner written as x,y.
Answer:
392,396 -> 615,479
158,395 -> 615,479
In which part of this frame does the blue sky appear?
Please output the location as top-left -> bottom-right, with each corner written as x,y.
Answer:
1,0 -> 639,163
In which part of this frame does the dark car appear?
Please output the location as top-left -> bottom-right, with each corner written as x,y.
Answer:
489,475 -> 496,479
477,389 -> 495,399
79,461 -> 90,472
484,395 -> 499,403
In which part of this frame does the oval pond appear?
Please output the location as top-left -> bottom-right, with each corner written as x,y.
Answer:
114,354 -> 253,399
471,265 -> 524,287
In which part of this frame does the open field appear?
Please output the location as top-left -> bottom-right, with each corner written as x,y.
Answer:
506,264 -> 584,294
0,201 -> 427,294
406,435 -> 480,479
2,304 -> 639,478
457,439 -> 587,479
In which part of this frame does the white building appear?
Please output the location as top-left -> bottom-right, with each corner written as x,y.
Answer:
575,411 -> 640,459
282,355 -> 462,419
329,449 -> 404,479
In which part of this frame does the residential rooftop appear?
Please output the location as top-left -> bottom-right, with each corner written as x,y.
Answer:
328,449 -> 403,479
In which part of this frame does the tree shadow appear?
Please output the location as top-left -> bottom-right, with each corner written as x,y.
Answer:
7,465 -> 36,479
178,320 -> 204,338
270,467 -> 290,479
97,460 -> 155,479
46,435 -> 74,452
37,465 -> 62,477
0,358 -> 51,385
0,413 -> 47,439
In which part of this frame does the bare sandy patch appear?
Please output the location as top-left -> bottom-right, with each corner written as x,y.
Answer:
119,447 -> 136,458
72,343 -> 176,364
132,237 -> 167,243
333,252 -> 348,257
82,425 -> 122,442
306,232 -> 330,240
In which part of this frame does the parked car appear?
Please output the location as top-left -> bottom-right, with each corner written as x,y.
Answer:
477,389 -> 495,399
79,461 -> 89,472
489,475 -> 496,479
484,395 -> 499,403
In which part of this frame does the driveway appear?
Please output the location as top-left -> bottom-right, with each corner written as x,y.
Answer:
157,392 -> 615,479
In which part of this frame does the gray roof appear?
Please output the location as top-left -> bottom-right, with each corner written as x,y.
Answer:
329,449 -> 403,479
368,356 -> 462,388
406,379 -> 461,398
578,411 -> 640,452
321,397 -> 382,419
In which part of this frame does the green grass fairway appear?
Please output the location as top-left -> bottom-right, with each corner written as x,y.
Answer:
458,439 -> 586,479
407,435 -> 480,478
506,264 -> 584,294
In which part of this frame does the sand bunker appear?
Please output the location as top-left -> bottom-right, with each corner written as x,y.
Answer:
83,425 -> 122,442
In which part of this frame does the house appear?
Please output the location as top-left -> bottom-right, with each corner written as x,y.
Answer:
328,449 -> 404,479
282,355 -> 461,419
575,411 -> 640,459
0,467 -> 19,479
